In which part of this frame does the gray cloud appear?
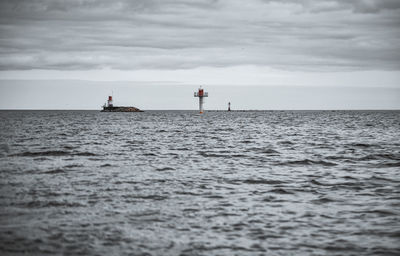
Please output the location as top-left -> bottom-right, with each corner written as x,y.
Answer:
0,0 -> 399,71
263,0 -> 400,13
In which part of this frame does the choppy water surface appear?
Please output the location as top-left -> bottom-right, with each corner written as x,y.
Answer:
0,110 -> 399,255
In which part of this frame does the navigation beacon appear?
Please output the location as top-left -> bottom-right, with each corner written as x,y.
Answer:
194,86 -> 208,114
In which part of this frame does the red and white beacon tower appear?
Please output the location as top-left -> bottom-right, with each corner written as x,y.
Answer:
107,96 -> 113,107
194,86 -> 208,114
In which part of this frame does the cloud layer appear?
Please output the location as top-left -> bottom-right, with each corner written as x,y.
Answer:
0,0 -> 399,71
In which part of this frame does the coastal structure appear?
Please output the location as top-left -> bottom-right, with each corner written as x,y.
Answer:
101,96 -> 143,112
228,102 -> 231,111
194,86 -> 208,114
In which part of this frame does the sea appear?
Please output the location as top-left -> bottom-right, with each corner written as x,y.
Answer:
0,110 -> 399,256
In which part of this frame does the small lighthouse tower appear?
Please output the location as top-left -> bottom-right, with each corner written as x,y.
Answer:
228,102 -> 231,111
107,96 -> 113,107
194,86 -> 208,114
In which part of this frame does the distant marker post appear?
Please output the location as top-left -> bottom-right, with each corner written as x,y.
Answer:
194,86 -> 208,114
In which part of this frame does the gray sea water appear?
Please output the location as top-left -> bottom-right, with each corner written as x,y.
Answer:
0,110 -> 399,255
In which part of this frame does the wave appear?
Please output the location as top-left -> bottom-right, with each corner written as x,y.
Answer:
10,151 -> 99,157
26,200 -> 85,208
359,153 -> 400,161
156,167 -> 175,171
64,164 -> 83,168
73,152 -> 98,156
126,140 -> 146,145
182,245 -> 256,253
311,197 -> 336,204
310,179 -> 328,186
248,147 -> 280,154
278,140 -> 294,145
242,179 -> 284,185
43,169 -> 65,174
369,175 -> 398,182
261,149 -> 279,154
351,209 -> 399,216
278,159 -> 337,166
268,188 -> 294,194
122,194 -> 168,201
63,145 -> 77,150
11,150 -> 71,157
379,162 -> 400,167
0,143 -> 10,153
346,143 -> 376,148
198,151 -> 248,158
128,210 -> 160,217
143,153 -> 157,156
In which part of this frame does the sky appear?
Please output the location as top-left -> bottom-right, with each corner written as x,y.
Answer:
0,0 -> 399,109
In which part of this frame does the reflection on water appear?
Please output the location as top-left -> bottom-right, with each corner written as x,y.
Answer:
0,110 -> 399,255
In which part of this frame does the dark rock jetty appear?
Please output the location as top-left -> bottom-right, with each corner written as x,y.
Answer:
101,106 -> 143,112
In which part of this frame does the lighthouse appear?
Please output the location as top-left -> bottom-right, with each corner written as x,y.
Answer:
194,86 -> 208,114
107,96 -> 113,107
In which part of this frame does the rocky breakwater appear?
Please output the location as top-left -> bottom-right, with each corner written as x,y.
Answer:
101,106 -> 143,112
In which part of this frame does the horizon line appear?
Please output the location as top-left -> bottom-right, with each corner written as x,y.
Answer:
1,109 -> 399,111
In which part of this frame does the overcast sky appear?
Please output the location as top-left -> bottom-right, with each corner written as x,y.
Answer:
0,0 -> 399,109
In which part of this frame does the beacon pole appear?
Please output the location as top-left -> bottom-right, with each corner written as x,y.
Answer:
194,87 -> 208,114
